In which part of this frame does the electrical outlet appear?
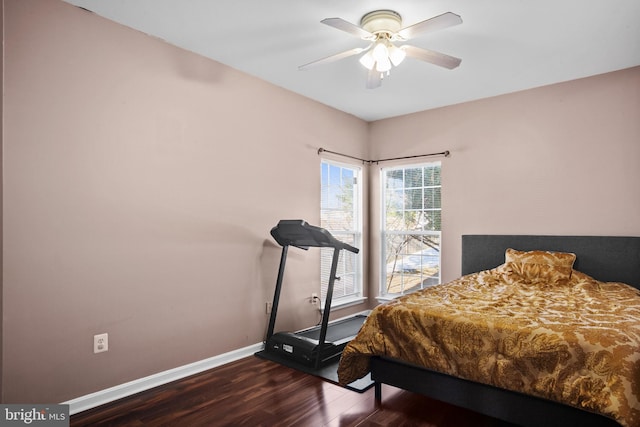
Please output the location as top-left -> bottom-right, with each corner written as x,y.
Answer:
310,293 -> 319,305
266,302 -> 272,314
94,333 -> 108,354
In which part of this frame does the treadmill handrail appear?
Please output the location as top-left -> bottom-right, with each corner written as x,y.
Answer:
270,220 -> 359,254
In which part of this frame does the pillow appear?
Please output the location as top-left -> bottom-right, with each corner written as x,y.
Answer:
504,248 -> 576,268
502,248 -> 576,285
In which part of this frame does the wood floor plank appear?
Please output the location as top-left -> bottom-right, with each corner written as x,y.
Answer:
71,356 -> 514,426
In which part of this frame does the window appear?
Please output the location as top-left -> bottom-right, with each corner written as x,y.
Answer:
320,160 -> 363,305
381,162 -> 441,297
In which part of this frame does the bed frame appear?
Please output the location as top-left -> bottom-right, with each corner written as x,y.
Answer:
371,235 -> 640,427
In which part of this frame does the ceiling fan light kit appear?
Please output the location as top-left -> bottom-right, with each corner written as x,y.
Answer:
358,11 -> 406,75
300,9 -> 463,89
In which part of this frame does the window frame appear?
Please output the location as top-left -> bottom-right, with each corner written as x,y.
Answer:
379,161 -> 442,299
320,159 -> 364,308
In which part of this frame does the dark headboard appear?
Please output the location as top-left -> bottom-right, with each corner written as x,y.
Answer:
462,235 -> 640,288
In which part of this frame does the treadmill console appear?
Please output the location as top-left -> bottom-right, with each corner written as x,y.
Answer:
270,220 -> 359,253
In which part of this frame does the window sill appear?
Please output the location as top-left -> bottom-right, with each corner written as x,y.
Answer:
322,296 -> 367,311
375,296 -> 396,304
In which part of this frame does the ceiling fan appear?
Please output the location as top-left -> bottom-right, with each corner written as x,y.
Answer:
299,10 -> 462,89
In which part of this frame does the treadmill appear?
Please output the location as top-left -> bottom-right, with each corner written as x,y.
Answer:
256,220 -> 367,369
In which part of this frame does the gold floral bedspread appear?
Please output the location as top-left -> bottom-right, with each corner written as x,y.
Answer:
338,267 -> 640,427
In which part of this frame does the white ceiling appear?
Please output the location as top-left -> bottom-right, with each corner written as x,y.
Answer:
63,0 -> 640,121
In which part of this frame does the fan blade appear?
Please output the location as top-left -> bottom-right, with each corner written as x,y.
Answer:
298,47 -> 366,71
401,45 -> 462,69
321,17 -> 374,39
396,12 -> 462,40
366,68 -> 382,89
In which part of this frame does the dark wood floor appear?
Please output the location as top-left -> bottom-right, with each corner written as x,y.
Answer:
71,355 -> 514,426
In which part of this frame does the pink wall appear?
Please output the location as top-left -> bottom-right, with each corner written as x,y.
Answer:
3,0 -> 639,406
369,66 -> 640,286
2,0 -> 368,403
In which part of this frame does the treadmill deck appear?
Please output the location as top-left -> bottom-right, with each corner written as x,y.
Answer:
297,313 -> 367,345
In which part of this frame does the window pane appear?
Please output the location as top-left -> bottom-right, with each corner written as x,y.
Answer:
387,169 -> 404,184
404,188 -> 422,210
424,165 -> 441,186
424,211 -> 441,231
341,167 -> 354,181
403,211 -> 422,230
405,167 -> 422,188
424,187 -> 441,209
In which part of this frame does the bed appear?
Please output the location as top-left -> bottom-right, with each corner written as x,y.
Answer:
338,235 -> 640,427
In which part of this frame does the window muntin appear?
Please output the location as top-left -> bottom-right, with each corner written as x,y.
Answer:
381,163 -> 441,297
320,160 -> 362,303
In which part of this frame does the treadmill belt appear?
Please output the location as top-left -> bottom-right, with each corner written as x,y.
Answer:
298,315 -> 366,342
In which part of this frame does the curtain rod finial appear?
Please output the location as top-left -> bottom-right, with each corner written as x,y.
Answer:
317,148 -> 325,155
444,150 -> 451,157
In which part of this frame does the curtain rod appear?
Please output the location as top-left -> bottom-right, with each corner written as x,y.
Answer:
317,148 -> 450,164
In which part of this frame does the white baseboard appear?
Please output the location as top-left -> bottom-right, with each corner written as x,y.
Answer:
63,342 -> 264,415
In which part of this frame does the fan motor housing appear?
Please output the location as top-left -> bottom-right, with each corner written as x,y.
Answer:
360,10 -> 402,34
